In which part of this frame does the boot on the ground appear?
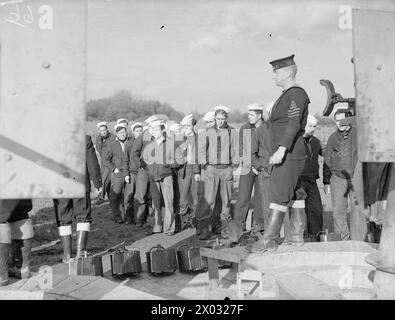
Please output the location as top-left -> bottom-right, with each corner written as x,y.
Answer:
8,219 -> 33,279
289,207 -> 306,246
247,209 -> 285,253
59,225 -> 72,263
198,219 -> 211,240
76,222 -> 90,258
0,222 -> 11,287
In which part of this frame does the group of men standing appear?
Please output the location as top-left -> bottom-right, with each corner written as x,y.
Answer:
0,53 -> 365,287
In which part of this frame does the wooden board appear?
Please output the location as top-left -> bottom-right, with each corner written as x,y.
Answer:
0,0 -> 87,198
352,9 -> 395,162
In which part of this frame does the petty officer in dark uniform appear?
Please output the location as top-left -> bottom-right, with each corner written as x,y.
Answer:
249,54 -> 309,252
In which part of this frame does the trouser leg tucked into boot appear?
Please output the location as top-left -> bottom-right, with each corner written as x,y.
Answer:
248,208 -> 285,253
0,223 -> 11,286
9,219 -> 33,279
76,222 -> 90,258
59,225 -> 72,263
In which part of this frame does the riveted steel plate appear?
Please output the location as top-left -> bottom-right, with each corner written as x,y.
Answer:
0,0 -> 87,198
352,9 -> 395,162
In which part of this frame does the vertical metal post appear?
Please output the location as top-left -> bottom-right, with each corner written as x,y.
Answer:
366,165 -> 395,299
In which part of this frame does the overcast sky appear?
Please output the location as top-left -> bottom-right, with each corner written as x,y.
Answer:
86,0 -> 395,115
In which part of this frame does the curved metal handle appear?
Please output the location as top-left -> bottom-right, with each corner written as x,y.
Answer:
148,244 -> 164,253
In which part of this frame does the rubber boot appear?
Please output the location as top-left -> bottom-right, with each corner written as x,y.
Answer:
198,219 -> 211,240
0,222 -> 11,287
59,225 -> 72,263
8,239 -> 23,278
76,223 -> 90,258
0,243 -> 10,287
289,208 -> 306,246
247,209 -> 285,253
21,239 -> 32,278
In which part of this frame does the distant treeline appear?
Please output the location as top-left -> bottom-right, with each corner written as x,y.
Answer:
86,90 -> 249,124
86,89 -> 334,126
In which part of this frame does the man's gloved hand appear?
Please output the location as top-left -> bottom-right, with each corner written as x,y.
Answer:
125,176 -> 130,184
194,174 -> 201,182
114,168 -> 120,174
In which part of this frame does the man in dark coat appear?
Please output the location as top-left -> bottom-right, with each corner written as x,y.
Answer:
299,115 -> 331,240
95,122 -> 116,204
103,124 -> 130,224
54,134 -> 102,262
249,54 -> 309,252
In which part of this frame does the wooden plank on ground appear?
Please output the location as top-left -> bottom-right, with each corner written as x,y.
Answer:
67,278 -> 120,300
200,246 -> 249,264
48,275 -> 99,296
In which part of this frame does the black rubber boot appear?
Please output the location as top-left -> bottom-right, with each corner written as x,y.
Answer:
9,239 -> 32,279
289,208 -> 306,246
247,209 -> 285,253
76,231 -> 88,258
61,235 -> 72,263
198,220 -> 211,240
0,243 -> 10,287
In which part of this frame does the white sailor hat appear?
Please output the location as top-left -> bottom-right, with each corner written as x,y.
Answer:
149,119 -> 166,128
180,114 -> 195,126
214,105 -> 231,114
97,121 -> 108,129
247,103 -> 264,112
145,114 -> 169,125
131,122 -> 143,131
202,111 -> 215,122
114,123 -> 128,132
116,118 -> 129,125
307,114 -> 318,125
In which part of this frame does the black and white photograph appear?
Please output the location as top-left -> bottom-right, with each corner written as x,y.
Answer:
0,0 -> 394,304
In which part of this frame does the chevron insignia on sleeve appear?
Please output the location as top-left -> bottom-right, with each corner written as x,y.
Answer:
288,101 -> 300,118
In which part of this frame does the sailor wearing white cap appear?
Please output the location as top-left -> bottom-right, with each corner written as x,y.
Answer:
103,122 -> 130,224
202,111 -> 216,129
95,121 -> 116,205
131,122 -> 144,139
175,114 -> 200,229
233,103 -> 265,238
143,116 -> 177,235
196,105 -> 239,240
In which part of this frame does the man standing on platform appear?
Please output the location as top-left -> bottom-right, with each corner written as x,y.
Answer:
324,109 -> 360,240
249,54 -> 309,252
300,114 -> 331,240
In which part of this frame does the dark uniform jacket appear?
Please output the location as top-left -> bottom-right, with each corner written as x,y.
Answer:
301,135 -> 331,184
123,138 -> 140,178
239,123 -> 256,169
270,86 -> 309,160
86,135 -> 102,192
324,126 -> 358,179
199,123 -> 239,167
95,132 -> 116,158
103,138 -> 129,174
251,122 -> 272,175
